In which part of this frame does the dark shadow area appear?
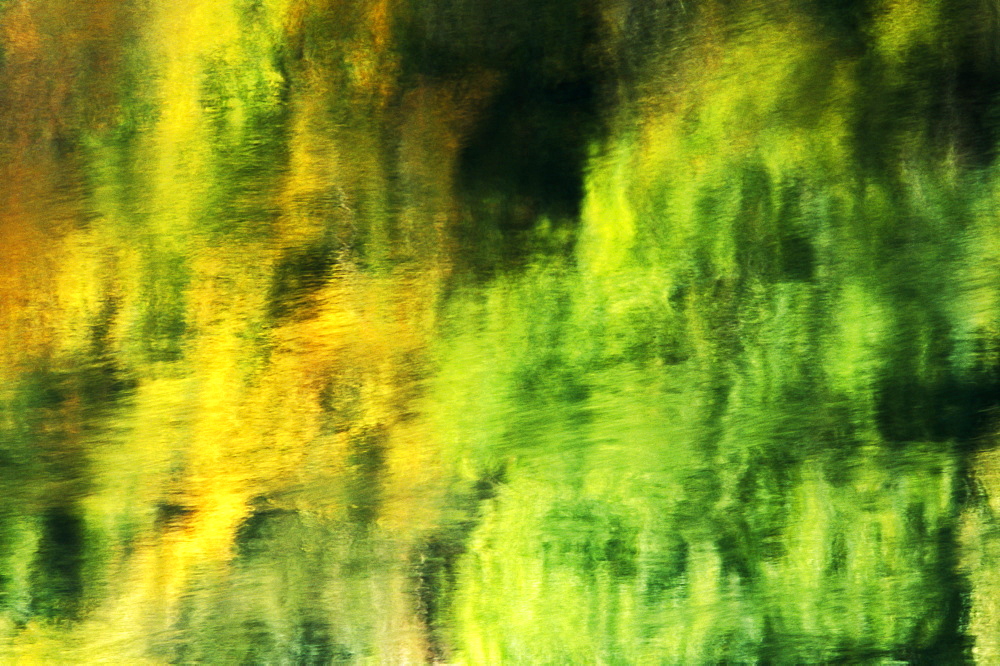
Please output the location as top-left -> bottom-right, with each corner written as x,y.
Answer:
398,0 -> 612,273
29,506 -> 85,620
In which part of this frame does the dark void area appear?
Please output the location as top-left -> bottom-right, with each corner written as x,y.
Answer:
399,0 -> 612,271
876,372 -> 1000,446
30,507 -> 85,620
873,314 -> 1000,447
936,51 -> 1000,168
852,16 -> 1000,173
458,77 -> 601,231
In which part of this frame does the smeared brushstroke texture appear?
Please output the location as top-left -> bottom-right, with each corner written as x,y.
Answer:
2,0 -> 1000,662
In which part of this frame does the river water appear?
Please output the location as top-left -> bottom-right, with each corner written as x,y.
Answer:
1,0 -> 999,663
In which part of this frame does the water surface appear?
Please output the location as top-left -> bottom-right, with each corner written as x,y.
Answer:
1,0 -> 1000,662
